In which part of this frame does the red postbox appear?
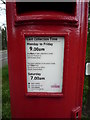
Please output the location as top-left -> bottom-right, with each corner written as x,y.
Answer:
6,1 -> 88,119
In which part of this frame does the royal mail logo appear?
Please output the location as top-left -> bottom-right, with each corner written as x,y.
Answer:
51,85 -> 60,88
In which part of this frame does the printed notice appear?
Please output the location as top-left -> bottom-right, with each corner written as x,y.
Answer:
25,37 -> 64,93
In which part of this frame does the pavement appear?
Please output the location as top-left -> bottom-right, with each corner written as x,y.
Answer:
0,50 -> 8,68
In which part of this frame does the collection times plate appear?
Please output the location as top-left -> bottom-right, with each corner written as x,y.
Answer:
25,37 -> 64,93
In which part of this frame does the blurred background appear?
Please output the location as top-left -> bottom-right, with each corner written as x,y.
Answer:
0,0 -> 90,119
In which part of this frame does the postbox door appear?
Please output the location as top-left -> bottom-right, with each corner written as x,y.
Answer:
6,2 -> 88,119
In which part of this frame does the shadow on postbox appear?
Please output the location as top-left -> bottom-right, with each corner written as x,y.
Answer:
6,1 -> 88,119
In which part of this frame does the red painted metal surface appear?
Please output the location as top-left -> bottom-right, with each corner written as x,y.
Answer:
6,2 -> 88,119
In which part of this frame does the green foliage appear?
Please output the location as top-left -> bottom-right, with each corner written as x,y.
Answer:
2,65 -> 11,119
83,77 -> 88,108
82,13 -> 90,118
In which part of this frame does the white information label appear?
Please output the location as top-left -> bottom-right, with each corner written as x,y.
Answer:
25,37 -> 64,93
